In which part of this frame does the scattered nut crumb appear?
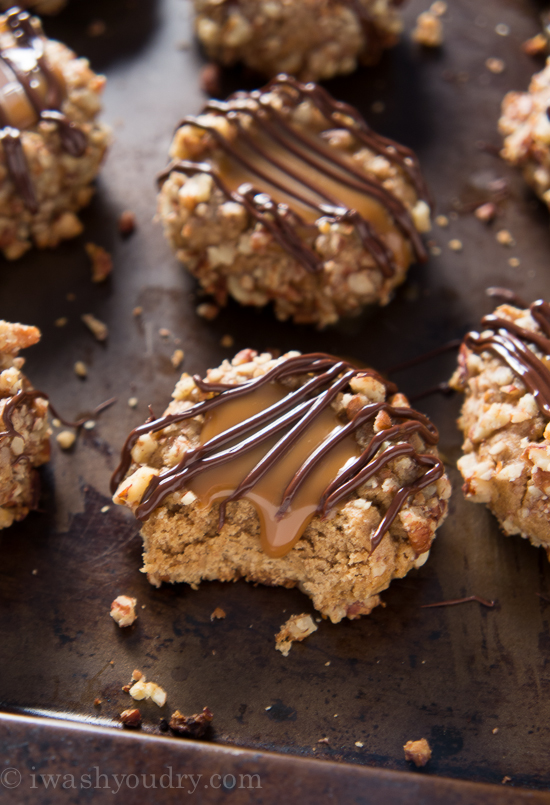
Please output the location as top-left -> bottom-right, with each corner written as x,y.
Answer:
210,607 -> 226,621
94,698 -> 102,706
355,741 -> 364,748
120,708 -> 142,729
74,361 -> 88,379
508,257 -> 520,268
486,57 -> 505,74
492,727 -> 499,734
87,19 -> 106,37
159,328 -> 171,338
110,595 -> 138,628
129,678 -> 167,707
128,397 -> 138,408
101,506 -> 110,513
81,313 -> 108,342
56,430 -> 76,450
83,420 -> 96,430
435,215 -> 448,227
317,737 -> 329,744
371,101 -> 385,114
169,707 -> 213,738
133,306 -> 143,317
220,334 -> 234,348
118,210 -> 136,236
448,239 -> 463,251
196,303 -> 219,320
171,348 -> 184,369
52,418 -> 61,427
200,63 -> 221,96
67,292 -> 76,302
132,669 -> 143,681
31,568 -> 38,576
86,242 -> 113,283
325,661 -> 331,666
502,776 -> 512,785
412,11 -> 443,47
122,684 -> 131,693
522,33 -> 547,57
275,613 -> 318,656
475,202 -> 496,223
404,738 -> 432,767
495,23 -> 510,36
54,317 -> 68,327
496,229 -> 514,246
430,0 -> 447,15
430,245 -> 442,256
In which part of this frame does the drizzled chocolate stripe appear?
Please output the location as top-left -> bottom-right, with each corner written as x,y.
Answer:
0,8 -> 87,210
464,291 -> 550,418
0,387 -> 46,439
112,353 -> 444,556
159,74 -> 428,277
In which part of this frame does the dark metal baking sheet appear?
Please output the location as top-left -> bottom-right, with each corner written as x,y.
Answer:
2,0 -> 550,795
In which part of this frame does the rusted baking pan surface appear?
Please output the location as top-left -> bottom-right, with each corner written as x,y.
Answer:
2,0 -> 550,794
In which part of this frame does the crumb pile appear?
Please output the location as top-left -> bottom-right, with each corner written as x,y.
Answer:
0,320 -> 50,529
193,0 -> 403,82
112,350 -> 450,623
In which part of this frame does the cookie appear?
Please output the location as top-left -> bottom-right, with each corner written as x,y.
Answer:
158,75 -> 431,327
0,6 -> 109,259
193,0 -> 403,82
0,320 -> 50,529
451,290 -> 550,556
112,350 -> 450,622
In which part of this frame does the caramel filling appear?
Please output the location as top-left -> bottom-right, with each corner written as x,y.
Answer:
189,382 -> 360,558
214,118 -> 409,269
0,43 -> 65,129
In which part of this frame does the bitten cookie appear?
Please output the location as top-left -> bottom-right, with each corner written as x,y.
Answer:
500,58 -> 550,211
450,290 -> 550,556
158,75 -> 431,327
0,6 -> 109,259
0,320 -> 50,529
193,0 -> 403,82
112,350 -> 450,623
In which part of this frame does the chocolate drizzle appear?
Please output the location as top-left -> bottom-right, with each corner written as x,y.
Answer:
464,289 -> 550,418
158,74 -> 428,278
111,353 -> 444,557
0,7 -> 87,211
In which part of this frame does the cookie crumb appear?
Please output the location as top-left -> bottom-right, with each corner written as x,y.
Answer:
404,738 -> 432,767
128,397 -> 138,408
496,229 -> 514,246
56,430 -> 76,450
448,239 -> 463,251
492,727 -> 499,734
120,708 -> 142,729
85,242 -> 113,283
110,595 -> 138,627
83,420 -> 96,430
133,306 -> 143,317
475,202 -> 496,223
74,361 -> 88,379
200,63 -> 221,96
430,1 -> 447,15
129,678 -> 167,707
210,607 -> 226,620
54,317 -> 68,327
502,776 -> 512,785
81,313 -> 108,342
355,741 -> 364,748
132,669 -> 143,681
275,613 -> 318,656
220,334 -> 234,348
435,215 -> 449,227
94,698 -> 102,706
317,737 -> 329,744
522,33 -> 547,57
169,707 -> 213,738
495,23 -> 510,36
171,349 -> 185,369
101,505 -> 110,513
508,257 -> 520,268
196,302 -> 219,320
412,11 -> 443,47
87,19 -> 106,37
118,210 -> 136,237
486,57 -> 505,74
